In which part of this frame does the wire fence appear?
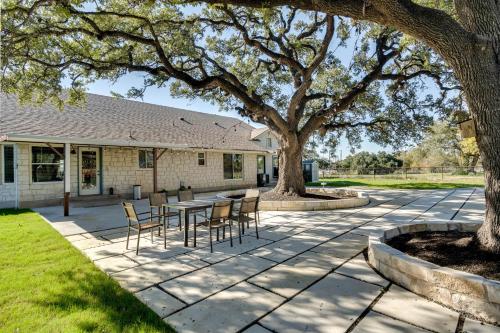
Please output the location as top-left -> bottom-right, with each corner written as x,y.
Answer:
319,166 -> 484,181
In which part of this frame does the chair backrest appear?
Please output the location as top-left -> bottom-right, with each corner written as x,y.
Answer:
178,189 -> 194,202
149,192 -> 167,207
245,188 -> 260,198
240,196 -> 259,214
210,200 -> 233,220
122,202 -> 139,224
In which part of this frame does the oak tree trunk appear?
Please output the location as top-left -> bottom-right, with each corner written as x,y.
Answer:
450,0 -> 500,253
273,135 -> 306,196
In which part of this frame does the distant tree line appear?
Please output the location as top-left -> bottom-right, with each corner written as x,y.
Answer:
400,121 -> 480,172
335,151 -> 402,174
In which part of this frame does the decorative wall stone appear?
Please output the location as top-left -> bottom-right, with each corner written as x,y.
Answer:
368,222 -> 500,325
217,188 -> 369,211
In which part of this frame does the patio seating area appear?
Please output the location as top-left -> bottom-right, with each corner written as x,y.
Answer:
36,187 -> 499,333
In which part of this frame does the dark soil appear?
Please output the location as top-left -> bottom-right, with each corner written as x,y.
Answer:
226,194 -> 245,199
388,231 -> 500,281
260,191 -> 342,201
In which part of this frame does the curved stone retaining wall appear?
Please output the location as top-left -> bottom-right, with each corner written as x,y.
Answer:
217,188 -> 369,211
368,222 -> 500,324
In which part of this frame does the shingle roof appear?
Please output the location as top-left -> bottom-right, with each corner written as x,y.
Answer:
250,127 -> 269,139
0,93 -> 270,152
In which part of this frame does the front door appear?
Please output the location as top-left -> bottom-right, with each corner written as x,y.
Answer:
79,148 -> 100,195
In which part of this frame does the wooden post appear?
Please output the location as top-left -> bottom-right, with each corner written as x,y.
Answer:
153,148 -> 158,193
64,143 -> 71,216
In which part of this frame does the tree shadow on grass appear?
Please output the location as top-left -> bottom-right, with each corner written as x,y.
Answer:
36,269 -> 175,332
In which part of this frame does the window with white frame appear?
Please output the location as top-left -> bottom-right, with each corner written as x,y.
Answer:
223,153 -> 243,179
31,146 -> 64,182
138,149 -> 154,168
2,145 -> 15,183
266,137 -> 272,148
198,152 -> 206,166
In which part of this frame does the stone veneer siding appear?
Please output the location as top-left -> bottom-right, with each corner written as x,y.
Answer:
0,143 -> 261,208
101,147 -> 258,196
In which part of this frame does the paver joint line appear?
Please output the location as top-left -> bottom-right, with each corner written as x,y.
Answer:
345,282 -> 393,333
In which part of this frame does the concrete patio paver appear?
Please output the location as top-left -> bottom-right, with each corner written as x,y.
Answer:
37,188 -> 500,333
373,285 -> 460,333
310,233 -> 368,259
93,254 -> 139,274
159,254 -> 274,304
259,273 -> 383,333
335,254 -> 389,287
351,311 -> 429,333
463,318 -> 500,333
112,254 -> 208,292
249,233 -> 327,263
248,251 -> 346,298
243,324 -> 273,333
135,287 -> 186,317
165,282 -> 284,333
186,235 -> 273,264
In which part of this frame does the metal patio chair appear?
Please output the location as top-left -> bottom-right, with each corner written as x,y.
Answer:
177,189 -> 208,230
245,188 -> 260,198
232,196 -> 260,243
149,192 -> 180,230
122,202 -> 166,255
195,200 -> 234,252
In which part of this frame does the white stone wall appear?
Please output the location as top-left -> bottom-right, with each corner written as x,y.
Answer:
253,130 -> 279,181
16,143 -> 79,206
253,130 -> 280,151
0,143 -> 263,207
102,148 -> 259,196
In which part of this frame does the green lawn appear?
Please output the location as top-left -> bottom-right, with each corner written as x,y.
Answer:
0,209 -> 174,333
307,177 -> 484,189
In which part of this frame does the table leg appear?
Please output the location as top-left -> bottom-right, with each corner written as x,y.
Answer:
184,209 -> 189,247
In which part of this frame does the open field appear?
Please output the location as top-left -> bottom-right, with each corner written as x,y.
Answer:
307,176 -> 484,189
0,209 -> 173,333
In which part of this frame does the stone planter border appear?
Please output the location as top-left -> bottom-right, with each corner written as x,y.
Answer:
216,188 -> 369,211
368,222 -> 500,324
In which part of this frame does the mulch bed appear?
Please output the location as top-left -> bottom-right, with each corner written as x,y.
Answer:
388,231 -> 500,281
260,191 -> 342,201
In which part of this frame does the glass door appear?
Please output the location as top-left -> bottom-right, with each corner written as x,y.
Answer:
257,155 -> 266,174
79,148 -> 100,195
272,155 -> 279,179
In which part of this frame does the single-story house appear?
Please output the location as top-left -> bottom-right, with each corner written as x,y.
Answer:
0,93 -> 279,209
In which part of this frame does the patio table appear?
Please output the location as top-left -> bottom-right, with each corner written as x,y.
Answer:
165,199 -> 216,247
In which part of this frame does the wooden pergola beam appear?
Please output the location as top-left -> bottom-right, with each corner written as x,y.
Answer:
153,148 -> 168,193
46,143 -> 64,158
156,148 -> 168,161
153,148 -> 158,193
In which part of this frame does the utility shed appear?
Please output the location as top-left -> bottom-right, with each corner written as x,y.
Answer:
302,159 -> 319,183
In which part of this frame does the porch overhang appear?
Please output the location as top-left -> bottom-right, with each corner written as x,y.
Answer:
2,133 -> 273,153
